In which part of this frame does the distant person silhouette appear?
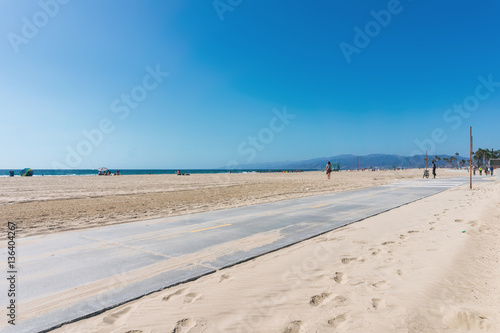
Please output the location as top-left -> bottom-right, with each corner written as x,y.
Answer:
326,162 -> 332,179
432,161 -> 437,179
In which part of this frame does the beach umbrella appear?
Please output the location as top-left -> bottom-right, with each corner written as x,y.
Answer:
21,168 -> 33,177
98,167 -> 108,172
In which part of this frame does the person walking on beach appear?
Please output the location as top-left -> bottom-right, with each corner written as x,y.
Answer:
326,161 -> 332,179
432,161 -> 437,179
490,166 -> 494,176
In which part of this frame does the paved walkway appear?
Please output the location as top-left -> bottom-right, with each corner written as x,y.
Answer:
0,176 -> 489,332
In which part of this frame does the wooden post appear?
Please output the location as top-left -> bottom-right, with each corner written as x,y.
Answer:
470,126 -> 473,190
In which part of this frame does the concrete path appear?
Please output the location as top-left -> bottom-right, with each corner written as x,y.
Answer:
0,176 -> 489,332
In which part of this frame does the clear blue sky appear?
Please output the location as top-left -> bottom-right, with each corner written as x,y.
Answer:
1,0 -> 499,169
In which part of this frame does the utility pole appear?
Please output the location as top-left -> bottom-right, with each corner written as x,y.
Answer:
425,150 -> 428,170
470,126 -> 473,189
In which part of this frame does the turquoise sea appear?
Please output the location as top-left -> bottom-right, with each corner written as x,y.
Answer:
0,169 -> 310,177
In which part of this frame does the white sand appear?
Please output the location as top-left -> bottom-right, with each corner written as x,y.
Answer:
53,179 -> 500,333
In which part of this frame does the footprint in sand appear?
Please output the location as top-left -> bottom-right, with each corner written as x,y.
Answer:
219,274 -> 232,283
429,221 -> 436,225
316,237 -> 329,243
382,241 -> 395,245
478,226 -> 491,234
184,293 -> 202,304
333,272 -> 345,284
328,314 -> 347,328
341,257 -> 364,264
332,295 -> 347,306
407,230 -> 420,234
442,310 -> 489,330
468,221 -> 478,227
370,248 -> 380,255
372,298 -> 386,310
102,306 -> 132,325
455,219 -> 463,223
384,257 -> 395,263
173,318 -> 209,333
371,281 -> 387,289
163,288 -> 186,301
397,269 -> 404,276
283,320 -> 302,333
310,293 -> 331,306
349,276 -> 365,286
429,227 -> 436,231
125,331 -> 143,333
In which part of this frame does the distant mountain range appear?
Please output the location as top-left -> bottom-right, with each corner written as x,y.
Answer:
231,154 -> 470,170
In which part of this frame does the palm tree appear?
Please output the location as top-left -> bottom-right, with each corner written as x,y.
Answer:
484,149 -> 493,166
435,156 -> 441,167
474,147 -> 499,166
449,156 -> 456,168
473,149 -> 485,166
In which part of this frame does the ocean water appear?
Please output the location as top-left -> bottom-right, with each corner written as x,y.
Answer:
0,169 -> 312,177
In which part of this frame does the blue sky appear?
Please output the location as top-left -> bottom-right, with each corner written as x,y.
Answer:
1,0 -> 499,169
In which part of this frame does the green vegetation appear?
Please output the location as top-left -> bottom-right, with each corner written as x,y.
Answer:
431,149 -> 499,168
472,148 -> 500,167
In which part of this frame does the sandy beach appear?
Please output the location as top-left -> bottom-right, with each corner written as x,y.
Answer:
3,169 -> 498,332
0,169 -> 466,239
49,176 -> 499,333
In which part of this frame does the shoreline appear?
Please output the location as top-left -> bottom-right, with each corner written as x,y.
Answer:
0,169 -> 314,178
0,167 -> 470,177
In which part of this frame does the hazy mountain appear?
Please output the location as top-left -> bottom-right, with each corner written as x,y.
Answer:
230,154 -> 470,170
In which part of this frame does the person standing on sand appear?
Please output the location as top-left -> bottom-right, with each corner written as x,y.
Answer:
490,166 -> 494,176
432,161 -> 437,179
326,161 -> 332,179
